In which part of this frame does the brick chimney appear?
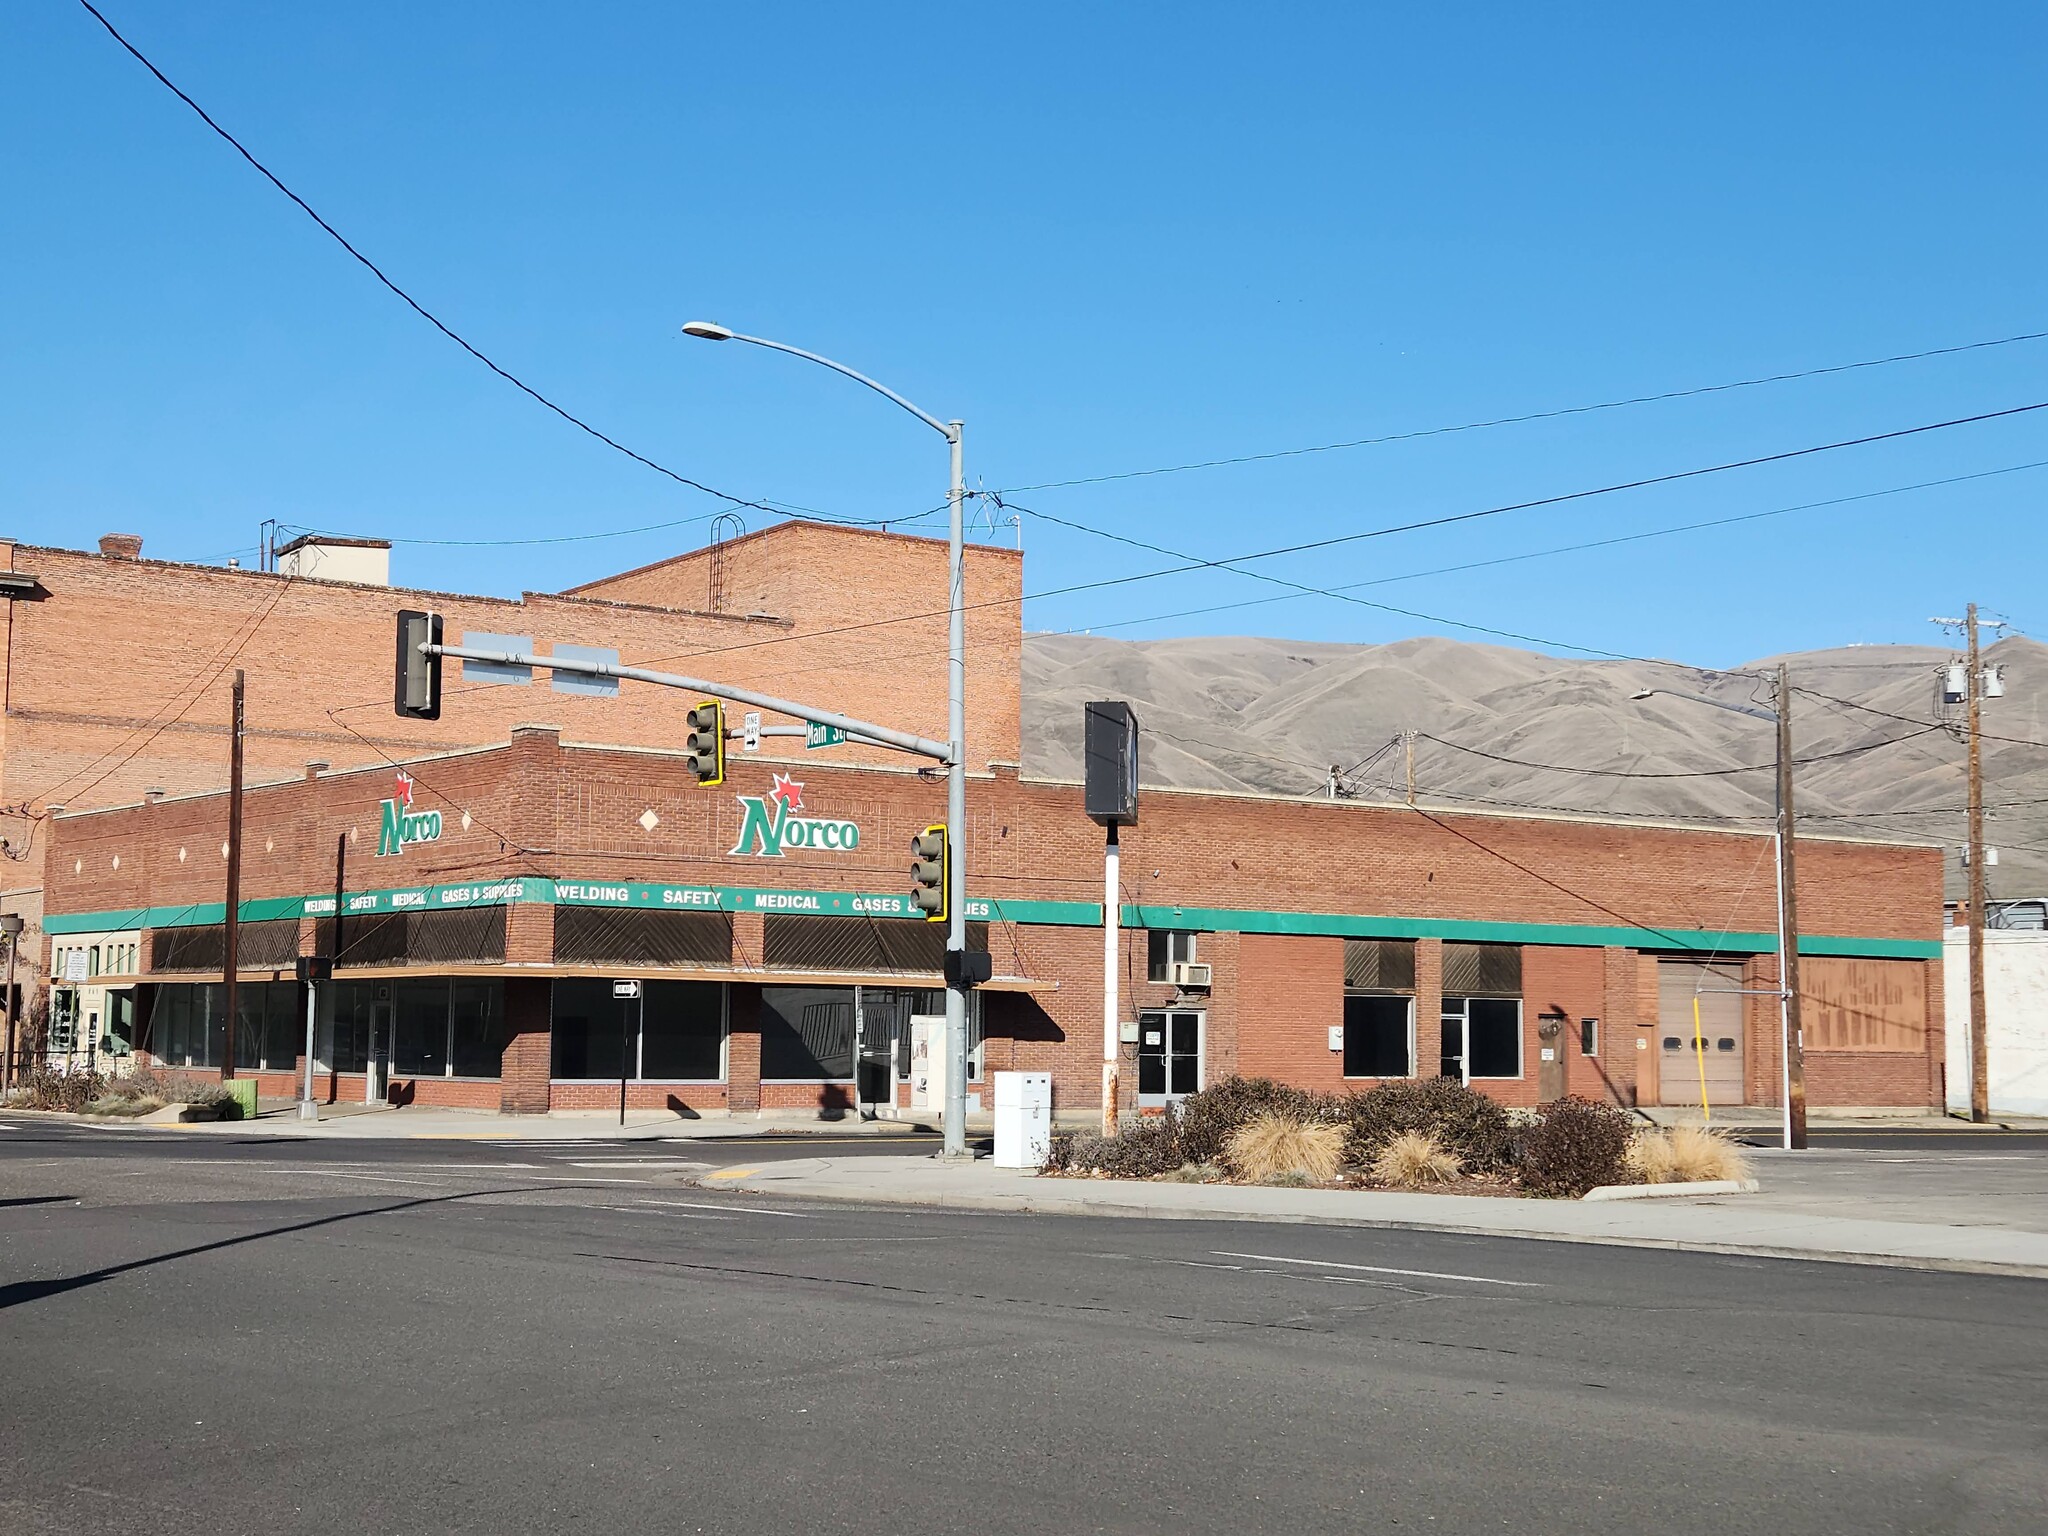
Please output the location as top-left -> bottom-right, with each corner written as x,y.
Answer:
98,533 -> 144,560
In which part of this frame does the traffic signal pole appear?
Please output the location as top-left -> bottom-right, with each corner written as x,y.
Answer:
422,641 -> 951,764
943,422 -> 971,1160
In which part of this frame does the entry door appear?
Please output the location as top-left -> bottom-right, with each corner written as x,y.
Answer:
366,1000 -> 395,1099
1658,961 -> 1746,1106
1137,1010 -> 1202,1105
855,989 -> 905,1119
1440,1015 -> 1466,1082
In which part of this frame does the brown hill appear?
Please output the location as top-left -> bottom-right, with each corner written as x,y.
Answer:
1022,632 -> 2048,901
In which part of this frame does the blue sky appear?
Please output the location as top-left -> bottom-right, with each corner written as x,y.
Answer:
5,2 -> 2046,667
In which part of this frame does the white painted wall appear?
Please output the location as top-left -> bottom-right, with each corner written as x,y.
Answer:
1944,928 -> 2048,1116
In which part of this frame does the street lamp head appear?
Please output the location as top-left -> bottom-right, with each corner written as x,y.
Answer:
680,321 -> 734,342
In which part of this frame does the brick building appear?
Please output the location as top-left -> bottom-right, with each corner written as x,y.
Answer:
39,708 -> 1947,1117
0,522 -> 1021,1032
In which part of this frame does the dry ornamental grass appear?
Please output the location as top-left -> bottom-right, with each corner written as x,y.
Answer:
1223,1114 -> 1348,1184
1370,1130 -> 1464,1187
1627,1125 -> 1751,1184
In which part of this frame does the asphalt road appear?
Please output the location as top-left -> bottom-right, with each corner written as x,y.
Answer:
3,1124 -> 2045,1535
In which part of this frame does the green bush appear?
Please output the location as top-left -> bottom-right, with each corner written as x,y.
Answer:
1174,1077 -> 1337,1166
1517,1095 -> 1636,1197
1341,1078 -> 1516,1173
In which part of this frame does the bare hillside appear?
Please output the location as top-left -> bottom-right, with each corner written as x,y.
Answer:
1022,632 -> 2048,900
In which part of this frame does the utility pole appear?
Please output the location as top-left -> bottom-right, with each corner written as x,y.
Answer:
221,669 -> 245,1081
1774,664 -> 1808,1149
0,912 -> 20,1094
1965,604 -> 1990,1123
1405,730 -> 1416,806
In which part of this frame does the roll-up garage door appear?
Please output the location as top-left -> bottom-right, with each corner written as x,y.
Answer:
1658,960 -> 1747,1106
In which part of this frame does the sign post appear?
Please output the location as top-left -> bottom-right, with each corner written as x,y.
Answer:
1083,702 -> 1141,1136
613,979 -> 641,1126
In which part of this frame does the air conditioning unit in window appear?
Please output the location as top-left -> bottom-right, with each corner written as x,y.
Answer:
1170,961 -> 1212,990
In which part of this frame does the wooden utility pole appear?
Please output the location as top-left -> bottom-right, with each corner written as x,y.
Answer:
1774,664 -> 1808,1149
221,670 -> 246,1081
1405,730 -> 1416,806
1965,605 -> 1990,1123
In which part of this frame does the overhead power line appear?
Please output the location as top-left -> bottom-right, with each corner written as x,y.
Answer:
996,328 -> 2048,495
1418,725 -> 1945,780
76,0 -> 777,523
616,397 -> 2048,676
1023,459 -> 2048,643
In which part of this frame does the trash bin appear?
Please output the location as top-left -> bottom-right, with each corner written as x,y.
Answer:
225,1079 -> 260,1121
993,1071 -> 1051,1169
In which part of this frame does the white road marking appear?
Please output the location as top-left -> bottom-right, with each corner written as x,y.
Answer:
562,1159 -> 706,1169
1210,1251 -> 1543,1288
1866,1155 -> 2029,1164
626,1198 -> 816,1219
600,1205 -> 732,1220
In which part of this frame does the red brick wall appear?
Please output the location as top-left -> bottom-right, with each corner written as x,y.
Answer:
48,734 -> 1947,1112
0,522 -> 1024,1005
1234,933 -> 1345,1089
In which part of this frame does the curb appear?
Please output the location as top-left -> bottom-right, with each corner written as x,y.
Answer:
693,1173 -> 2048,1281
1583,1179 -> 1759,1202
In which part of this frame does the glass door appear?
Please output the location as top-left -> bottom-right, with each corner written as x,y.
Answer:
855,988 -> 906,1119
1137,1009 -> 1202,1105
1439,1010 -> 1466,1082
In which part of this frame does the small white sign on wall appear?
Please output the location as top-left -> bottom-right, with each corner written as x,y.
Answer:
1328,1026 -> 1344,1053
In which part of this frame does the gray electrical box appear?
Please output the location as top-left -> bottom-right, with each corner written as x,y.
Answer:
1084,701 -> 1140,826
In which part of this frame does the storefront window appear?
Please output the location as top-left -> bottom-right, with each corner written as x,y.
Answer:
639,982 -> 724,1081
393,981 -> 449,1077
759,985 -> 855,1081
1343,995 -> 1413,1077
450,983 -> 506,1078
147,982 -> 299,1070
317,980 -> 505,1079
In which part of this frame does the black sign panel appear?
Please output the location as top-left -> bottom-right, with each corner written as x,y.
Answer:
1083,700 -> 1140,827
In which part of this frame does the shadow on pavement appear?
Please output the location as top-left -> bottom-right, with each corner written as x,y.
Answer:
0,1186 -> 534,1312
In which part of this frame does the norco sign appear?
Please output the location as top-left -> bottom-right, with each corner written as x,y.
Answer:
376,771 -> 443,858
728,774 -> 860,859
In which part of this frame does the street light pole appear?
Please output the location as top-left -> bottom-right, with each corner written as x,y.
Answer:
681,322 -> 974,1159
1632,681 -> 1804,1150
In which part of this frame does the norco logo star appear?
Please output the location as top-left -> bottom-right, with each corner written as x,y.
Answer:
377,771 -> 444,858
728,774 -> 860,859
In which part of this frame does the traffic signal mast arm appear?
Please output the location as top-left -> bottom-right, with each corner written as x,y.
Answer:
425,638 -> 953,764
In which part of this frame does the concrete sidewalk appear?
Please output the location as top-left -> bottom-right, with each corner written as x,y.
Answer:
698,1154 -> 2048,1278
38,1102 -> 969,1142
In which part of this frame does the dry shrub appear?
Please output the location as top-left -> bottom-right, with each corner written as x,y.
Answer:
1175,1077 -> 1338,1166
1370,1130 -> 1464,1188
1044,1115 -> 1186,1178
1517,1095 -> 1636,1197
1341,1079 -> 1516,1173
1628,1125 -> 1751,1185
1223,1113 -> 1346,1184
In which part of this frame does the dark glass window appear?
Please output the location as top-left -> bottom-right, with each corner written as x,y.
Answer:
759,986 -> 856,1080
1343,994 -> 1412,1077
552,978 -> 630,1080
392,981 -> 448,1077
1466,998 -> 1522,1078
640,981 -> 724,1080
450,983 -> 506,1078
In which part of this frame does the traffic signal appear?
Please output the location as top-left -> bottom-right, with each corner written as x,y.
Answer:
684,700 -> 726,786
910,823 -> 948,923
394,610 -> 443,720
